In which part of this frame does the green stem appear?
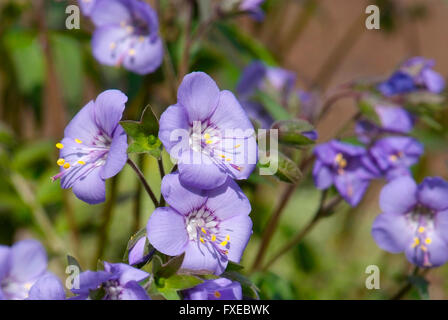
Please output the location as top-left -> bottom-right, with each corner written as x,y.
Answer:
391,267 -> 430,300
127,158 -> 159,207
260,193 -> 343,272
158,157 -> 166,207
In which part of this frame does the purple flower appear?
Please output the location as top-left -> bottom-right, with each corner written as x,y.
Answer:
147,173 -> 253,275
183,278 -> 242,300
89,0 -> 163,75
237,61 -> 296,102
52,90 -> 128,204
78,0 -> 97,16
28,274 -> 66,300
239,0 -> 266,21
356,105 -> 414,144
0,240 -> 49,300
378,57 -> 445,96
313,140 -> 379,206
159,72 -> 257,190
372,176 -> 448,267
128,237 -> 153,266
71,262 -> 150,300
369,136 -> 423,180
297,89 -> 321,123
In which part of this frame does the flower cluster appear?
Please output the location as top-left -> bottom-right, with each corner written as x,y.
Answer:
80,0 -> 163,75
149,72 -> 256,277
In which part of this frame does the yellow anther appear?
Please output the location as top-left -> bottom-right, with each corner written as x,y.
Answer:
339,158 -> 347,168
425,238 -> 432,245
201,227 -> 207,234
411,237 -> 420,248
77,160 -> 86,165
420,245 -> 428,252
234,144 -> 241,149
226,158 -> 231,162
335,153 -> 343,163
126,26 -> 134,33
129,49 -> 136,56
200,237 -> 205,244
206,140 -> 213,145
56,143 -> 64,149
225,235 -> 230,241
224,250 -> 229,255
110,42 -> 116,50
214,291 -> 221,298
204,133 -> 211,140
389,154 -> 398,162
211,234 -> 216,242
418,226 -> 425,233
138,36 -> 145,42
220,155 -> 226,158
220,240 -> 228,247
57,159 -> 65,166
75,139 -> 82,144
63,163 -> 70,169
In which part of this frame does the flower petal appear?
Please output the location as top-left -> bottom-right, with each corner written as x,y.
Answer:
101,125 -> 128,180
158,104 -> 190,154
72,166 -> 106,204
90,0 -> 131,27
334,172 -> 370,207
120,281 -> 150,300
146,207 -> 189,256
0,246 -> 11,280
181,241 -> 228,276
94,89 -> 128,137
28,274 -> 66,300
379,176 -> 417,214
161,173 -> 207,215
177,72 -> 220,122
91,26 -> 130,67
417,177 -> 448,211
122,36 -> 163,75
205,178 -> 251,221
9,240 -> 47,283
71,270 -> 112,295
178,150 -> 228,190
422,68 -> 445,93
63,101 -> 98,144
372,212 -> 412,253
218,214 -> 253,263
103,262 -> 149,284
312,160 -> 333,190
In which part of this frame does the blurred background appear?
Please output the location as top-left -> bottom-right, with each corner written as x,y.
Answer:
0,0 -> 447,299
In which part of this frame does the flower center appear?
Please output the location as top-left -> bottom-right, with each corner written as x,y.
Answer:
188,122 -> 244,172
52,132 -> 111,183
334,153 -> 347,175
407,204 -> 436,267
185,208 -> 230,256
104,280 -> 122,300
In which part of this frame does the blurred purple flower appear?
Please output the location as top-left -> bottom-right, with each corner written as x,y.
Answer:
313,140 -> 379,206
369,136 -> 423,180
71,262 -> 150,300
147,173 -> 253,275
28,274 -> 66,300
378,57 -> 445,96
89,0 -> 163,75
78,0 -> 96,16
159,72 -> 257,190
356,105 -> 414,144
297,89 -> 321,123
52,90 -> 128,205
183,278 -> 242,300
0,240 -> 49,300
239,0 -> 266,21
372,176 -> 448,267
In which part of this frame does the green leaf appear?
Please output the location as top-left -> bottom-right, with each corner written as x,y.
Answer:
358,99 -> 380,125
272,119 -> 315,148
155,253 -> 185,279
163,274 -> 203,290
259,151 -> 302,184
120,105 -> 162,158
158,288 -> 181,300
409,275 -> 430,300
226,261 -> 244,272
67,255 -> 82,272
122,228 -> 153,264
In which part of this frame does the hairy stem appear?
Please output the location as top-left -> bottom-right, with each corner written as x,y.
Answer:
127,158 -> 159,207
